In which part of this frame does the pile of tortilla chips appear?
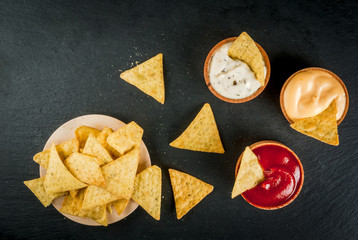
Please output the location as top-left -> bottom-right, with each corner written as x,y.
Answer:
290,99 -> 339,146
25,122 -> 162,226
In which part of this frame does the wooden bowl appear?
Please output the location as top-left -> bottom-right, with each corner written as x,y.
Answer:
204,37 -> 271,103
235,140 -> 304,210
280,67 -> 349,125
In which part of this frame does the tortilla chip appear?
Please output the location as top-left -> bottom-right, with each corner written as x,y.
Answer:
44,143 -> 87,194
291,99 -> 339,146
60,192 -> 82,216
33,138 -> 79,169
33,151 -> 50,169
106,203 -> 113,214
24,177 -> 64,207
131,165 -> 161,220
91,205 -> 108,226
228,32 -> 266,86
60,189 -> 108,226
120,53 -> 165,104
82,185 -> 119,210
82,134 -> 113,164
56,139 -> 80,160
101,147 -> 139,199
75,126 -> 101,148
232,147 -> 265,198
169,103 -> 225,154
64,153 -> 105,186
112,199 -> 130,216
169,169 -> 213,219
97,127 -> 120,158
107,121 -> 143,155
69,189 -> 79,198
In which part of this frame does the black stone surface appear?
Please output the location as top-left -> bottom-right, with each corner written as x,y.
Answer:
1,0 -> 357,239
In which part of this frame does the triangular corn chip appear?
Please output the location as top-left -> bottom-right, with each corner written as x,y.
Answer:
170,103 -> 225,153
290,100 -> 339,146
97,127 -> 120,158
64,153 -> 105,186
83,134 -> 113,164
33,151 -> 50,169
106,203 -> 113,214
60,189 -> 108,226
69,189 -> 79,198
112,199 -> 129,216
33,138 -> 79,169
24,177 -> 64,207
101,147 -> 139,198
60,191 -> 83,216
131,165 -> 162,220
107,121 -> 143,155
228,32 -> 266,86
82,185 -> 119,210
120,53 -> 165,104
75,126 -> 101,148
232,147 -> 265,198
44,143 -> 87,194
169,169 -> 213,219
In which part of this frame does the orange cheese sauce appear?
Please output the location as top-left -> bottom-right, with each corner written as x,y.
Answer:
283,69 -> 346,121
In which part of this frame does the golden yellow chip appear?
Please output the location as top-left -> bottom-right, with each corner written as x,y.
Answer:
169,103 -> 225,154
112,199 -> 129,216
44,143 -> 87,194
107,121 -> 143,155
106,203 -> 113,214
120,53 -> 165,104
97,127 -> 120,158
69,189 -> 79,198
101,147 -> 139,199
56,138 -> 80,161
228,32 -> 266,86
82,185 -> 119,210
169,169 -> 213,219
33,138 -> 79,169
131,165 -> 161,220
24,177 -> 64,207
60,190 -> 83,217
33,151 -> 50,169
75,126 -> 101,148
64,153 -> 105,187
291,99 -> 339,146
91,205 -> 108,226
232,147 -> 265,198
82,134 -> 113,164
60,189 -> 108,226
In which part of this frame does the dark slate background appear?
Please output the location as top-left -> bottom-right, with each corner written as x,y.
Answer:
1,0 -> 357,239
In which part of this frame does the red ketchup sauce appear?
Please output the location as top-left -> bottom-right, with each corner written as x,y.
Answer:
241,144 -> 302,208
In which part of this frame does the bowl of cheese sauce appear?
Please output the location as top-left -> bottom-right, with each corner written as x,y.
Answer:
280,68 -> 349,125
204,37 -> 270,103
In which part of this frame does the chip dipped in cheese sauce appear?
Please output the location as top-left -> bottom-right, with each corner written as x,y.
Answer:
208,42 -> 266,99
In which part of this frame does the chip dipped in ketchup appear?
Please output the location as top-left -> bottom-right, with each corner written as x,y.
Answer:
235,141 -> 304,209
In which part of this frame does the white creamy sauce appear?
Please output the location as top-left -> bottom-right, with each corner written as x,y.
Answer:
209,42 -> 265,99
